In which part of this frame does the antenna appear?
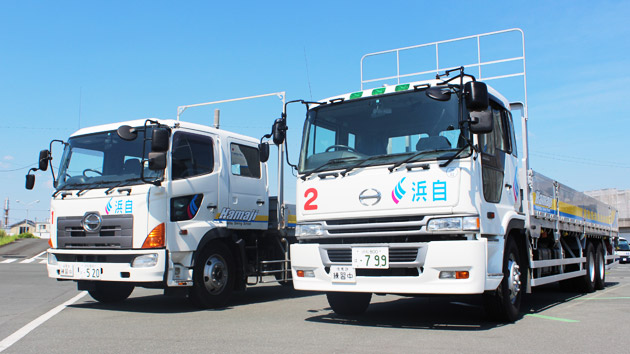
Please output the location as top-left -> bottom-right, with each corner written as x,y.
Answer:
304,47 -> 313,100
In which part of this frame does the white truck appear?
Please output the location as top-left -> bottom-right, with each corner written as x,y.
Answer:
286,29 -> 619,321
25,93 -> 296,308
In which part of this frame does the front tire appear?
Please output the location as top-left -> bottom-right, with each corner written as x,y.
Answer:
483,236 -> 523,322
189,242 -> 235,309
88,282 -> 134,303
326,292 -> 372,316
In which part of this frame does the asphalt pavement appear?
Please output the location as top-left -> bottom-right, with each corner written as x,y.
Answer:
1,240 -> 628,353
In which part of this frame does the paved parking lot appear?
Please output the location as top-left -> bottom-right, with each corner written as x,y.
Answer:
2,240 -> 629,353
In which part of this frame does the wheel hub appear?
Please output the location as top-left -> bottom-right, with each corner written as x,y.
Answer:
203,255 -> 228,294
507,257 -> 521,304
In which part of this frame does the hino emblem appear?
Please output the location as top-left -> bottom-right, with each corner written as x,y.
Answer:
359,189 -> 381,206
82,212 -> 102,233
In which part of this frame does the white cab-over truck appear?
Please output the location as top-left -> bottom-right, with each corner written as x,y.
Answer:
26,93 -> 296,308
287,29 -> 619,321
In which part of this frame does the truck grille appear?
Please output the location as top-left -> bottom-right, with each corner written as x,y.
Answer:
57,215 -> 133,249
324,216 -> 424,236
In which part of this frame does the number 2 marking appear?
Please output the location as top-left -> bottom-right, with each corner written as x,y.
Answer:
304,188 -> 318,210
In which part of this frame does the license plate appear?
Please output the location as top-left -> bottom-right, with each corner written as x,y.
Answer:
77,264 -> 102,279
59,263 -> 74,277
330,265 -> 356,283
352,247 -> 389,269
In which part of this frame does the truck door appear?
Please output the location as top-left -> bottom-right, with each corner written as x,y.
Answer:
167,131 -> 219,248
224,139 -> 267,230
478,103 -> 518,235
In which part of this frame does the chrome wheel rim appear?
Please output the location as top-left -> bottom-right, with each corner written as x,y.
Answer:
507,254 -> 521,304
203,254 -> 228,295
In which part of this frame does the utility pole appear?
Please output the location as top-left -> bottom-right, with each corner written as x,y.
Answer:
3,198 -> 8,227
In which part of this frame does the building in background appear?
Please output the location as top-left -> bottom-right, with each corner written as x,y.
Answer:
585,189 -> 630,239
8,220 -> 35,235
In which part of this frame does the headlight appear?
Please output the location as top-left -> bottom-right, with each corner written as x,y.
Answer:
132,253 -> 158,268
427,216 -> 479,232
296,223 -> 324,236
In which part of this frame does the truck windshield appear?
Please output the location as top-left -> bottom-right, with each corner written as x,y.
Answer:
298,88 -> 470,174
56,128 -> 162,190
618,239 -> 630,251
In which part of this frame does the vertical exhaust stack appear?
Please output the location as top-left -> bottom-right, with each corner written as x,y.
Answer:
214,109 -> 220,129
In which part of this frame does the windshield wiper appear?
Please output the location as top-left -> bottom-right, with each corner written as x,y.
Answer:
388,149 -> 453,172
438,144 -> 471,168
104,177 -> 144,195
340,155 -> 390,176
301,157 -> 358,180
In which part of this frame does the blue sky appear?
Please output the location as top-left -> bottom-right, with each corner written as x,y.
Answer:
1,0 -> 629,224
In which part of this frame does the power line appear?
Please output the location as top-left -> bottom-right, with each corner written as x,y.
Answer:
0,163 -> 36,172
531,151 -> 630,169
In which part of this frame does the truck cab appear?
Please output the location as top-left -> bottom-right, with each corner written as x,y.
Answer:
34,117 -> 292,307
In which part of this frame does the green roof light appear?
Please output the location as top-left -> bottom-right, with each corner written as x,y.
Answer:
350,92 -> 363,99
395,84 -> 410,92
372,88 -> 386,96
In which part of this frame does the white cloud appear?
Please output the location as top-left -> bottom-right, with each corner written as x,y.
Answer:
3,155 -> 14,161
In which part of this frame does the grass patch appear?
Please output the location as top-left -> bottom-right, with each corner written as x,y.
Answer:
0,232 -> 36,246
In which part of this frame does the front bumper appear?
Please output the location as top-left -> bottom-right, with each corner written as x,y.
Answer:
47,248 -> 167,283
291,239 -> 498,294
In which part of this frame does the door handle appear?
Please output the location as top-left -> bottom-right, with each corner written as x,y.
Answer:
256,199 -> 265,206
505,183 -> 512,190
207,204 -> 217,209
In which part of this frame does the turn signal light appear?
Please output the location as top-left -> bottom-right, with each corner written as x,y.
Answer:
142,223 -> 165,248
456,271 -> 469,279
297,270 -> 305,278
48,238 -> 53,247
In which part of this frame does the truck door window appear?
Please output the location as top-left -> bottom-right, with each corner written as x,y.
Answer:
230,143 -> 261,178
478,104 -> 509,203
171,132 -> 214,180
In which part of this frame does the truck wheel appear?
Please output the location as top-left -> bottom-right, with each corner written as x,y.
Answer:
594,243 -> 606,290
189,242 -> 235,308
88,282 -> 134,303
326,292 -> 371,316
483,236 -> 523,322
576,243 -> 596,293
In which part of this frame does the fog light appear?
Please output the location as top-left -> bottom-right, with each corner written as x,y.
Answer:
296,269 -> 314,278
439,271 -> 455,279
48,253 -> 58,265
439,270 -> 469,279
132,254 -> 158,268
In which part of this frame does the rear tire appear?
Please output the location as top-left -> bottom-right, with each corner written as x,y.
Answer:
189,242 -> 235,309
483,236 -> 523,322
576,243 -> 596,293
594,243 -> 606,290
88,282 -> 134,303
326,292 -> 372,316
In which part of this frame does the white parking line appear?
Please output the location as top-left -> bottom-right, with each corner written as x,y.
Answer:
0,259 -> 18,264
20,259 -> 35,264
39,259 -> 47,264
0,291 -> 87,353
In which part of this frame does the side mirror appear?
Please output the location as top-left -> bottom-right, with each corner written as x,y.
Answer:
465,81 -> 489,111
25,174 -> 35,190
426,87 -> 452,101
259,142 -> 270,163
469,110 -> 493,134
148,152 -> 167,170
151,128 -> 169,152
38,150 -> 50,171
272,118 -> 286,145
117,125 -> 138,141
